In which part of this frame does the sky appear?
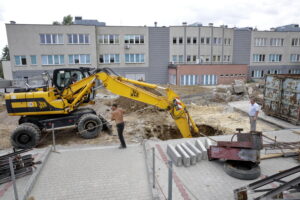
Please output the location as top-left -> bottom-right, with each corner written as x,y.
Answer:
0,0 -> 300,51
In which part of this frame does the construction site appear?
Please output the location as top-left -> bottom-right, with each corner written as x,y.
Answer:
0,70 -> 299,200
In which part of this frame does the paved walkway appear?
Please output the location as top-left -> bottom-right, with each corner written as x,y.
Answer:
229,101 -> 299,129
29,144 -> 152,200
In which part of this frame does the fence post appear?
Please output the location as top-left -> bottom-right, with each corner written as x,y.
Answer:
52,123 -> 56,152
152,147 -> 155,188
168,160 -> 173,200
9,157 -> 19,200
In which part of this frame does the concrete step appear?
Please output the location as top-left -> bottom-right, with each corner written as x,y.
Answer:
185,141 -> 202,162
195,140 -> 208,160
175,144 -> 191,167
167,144 -> 182,167
181,143 -> 197,165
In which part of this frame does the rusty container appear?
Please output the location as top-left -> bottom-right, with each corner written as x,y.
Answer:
263,74 -> 300,125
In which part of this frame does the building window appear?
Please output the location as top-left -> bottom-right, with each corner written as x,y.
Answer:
187,55 -> 191,62
178,55 -> 184,63
223,55 -> 231,62
180,74 -> 199,86
200,37 -> 205,44
30,55 -> 37,65
124,35 -> 144,44
254,38 -> 267,46
253,54 -> 266,62
125,73 -> 145,81
193,55 -> 197,62
291,54 -> 300,62
224,38 -> 231,45
98,34 -> 119,44
201,74 -> 217,85
173,37 -> 177,44
99,54 -> 120,64
42,55 -> 64,65
269,54 -> 282,62
193,37 -> 197,44
68,54 -> 90,64
213,37 -> 222,45
291,38 -> 300,46
67,34 -> 89,44
40,34 -> 63,44
125,54 -> 145,63
187,37 -> 191,44
178,37 -> 183,44
172,55 -> 177,63
212,55 -> 221,62
14,56 -> 27,66
289,69 -> 300,74
200,55 -> 210,63
270,38 -> 284,46
206,37 -> 210,44
169,74 -> 176,85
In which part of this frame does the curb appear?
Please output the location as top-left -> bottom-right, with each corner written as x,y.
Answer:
22,147 -> 52,200
142,140 -> 160,200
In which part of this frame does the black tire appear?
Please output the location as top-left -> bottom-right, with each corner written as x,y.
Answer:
224,161 -> 261,180
21,123 -> 41,134
11,124 -> 41,149
77,114 -> 102,139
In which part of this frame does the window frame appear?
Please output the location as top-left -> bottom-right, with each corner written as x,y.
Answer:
41,55 -> 64,66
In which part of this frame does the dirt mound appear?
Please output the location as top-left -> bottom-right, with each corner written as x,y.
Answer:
112,97 -> 150,112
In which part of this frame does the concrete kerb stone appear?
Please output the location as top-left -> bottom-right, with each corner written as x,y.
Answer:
167,144 -> 182,167
181,143 -> 197,165
175,144 -> 191,167
142,140 -> 160,200
22,147 -> 51,200
195,140 -> 208,160
185,141 -> 202,162
205,138 -> 216,149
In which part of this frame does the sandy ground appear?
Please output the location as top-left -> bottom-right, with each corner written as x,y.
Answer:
0,85 -> 278,149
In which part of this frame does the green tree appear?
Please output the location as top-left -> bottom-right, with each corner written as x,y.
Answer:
52,21 -> 61,25
62,15 -> 73,25
2,45 -> 9,61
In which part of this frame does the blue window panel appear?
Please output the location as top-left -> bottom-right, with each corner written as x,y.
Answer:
86,55 -> 90,64
40,34 -> 45,44
54,55 -> 59,64
74,55 -> 79,64
30,55 -> 37,65
115,54 -> 120,63
69,55 -> 73,64
104,54 -> 109,63
73,34 -> 78,43
48,55 -> 53,64
80,54 -> 86,64
60,55 -> 64,64
130,54 -> 134,62
125,54 -> 129,63
141,54 -> 144,62
84,34 -> 89,43
46,34 -> 51,44
15,56 -> 20,65
42,56 -> 48,65
68,34 -> 72,43
79,34 -> 84,44
135,54 -> 140,63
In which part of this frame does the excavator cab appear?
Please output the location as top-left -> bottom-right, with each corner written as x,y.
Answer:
52,67 -> 92,91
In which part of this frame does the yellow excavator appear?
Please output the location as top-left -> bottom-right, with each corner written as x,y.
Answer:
5,67 -> 199,149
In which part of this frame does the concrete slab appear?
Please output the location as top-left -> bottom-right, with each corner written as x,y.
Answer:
175,144 -> 191,167
229,101 -> 299,129
195,140 -> 208,160
185,141 -> 202,162
181,143 -> 197,165
167,144 -> 182,167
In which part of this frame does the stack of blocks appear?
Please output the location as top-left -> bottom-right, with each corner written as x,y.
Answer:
166,138 -> 215,167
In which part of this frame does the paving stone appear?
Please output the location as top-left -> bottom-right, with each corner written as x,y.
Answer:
186,141 -> 202,162
195,140 -> 208,160
175,144 -> 191,167
167,144 -> 182,167
181,143 -> 197,165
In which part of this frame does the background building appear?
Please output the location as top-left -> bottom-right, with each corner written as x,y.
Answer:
4,17 -> 300,86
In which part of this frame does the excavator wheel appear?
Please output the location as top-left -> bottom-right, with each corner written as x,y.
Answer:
77,114 -> 102,139
11,123 -> 41,149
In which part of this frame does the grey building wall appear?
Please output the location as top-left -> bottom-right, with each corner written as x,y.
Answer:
232,29 -> 252,64
148,27 -> 170,84
249,65 -> 300,74
109,67 -> 149,80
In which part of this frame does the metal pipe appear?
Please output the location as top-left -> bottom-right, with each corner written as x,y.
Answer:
9,157 -> 19,200
168,160 -> 173,200
52,124 -> 56,152
152,147 -> 155,188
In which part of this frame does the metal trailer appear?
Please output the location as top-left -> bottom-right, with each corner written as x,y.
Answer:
263,74 -> 300,125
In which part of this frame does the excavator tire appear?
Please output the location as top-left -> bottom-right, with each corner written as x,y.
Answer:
21,123 -> 41,135
77,114 -> 102,139
11,124 -> 41,149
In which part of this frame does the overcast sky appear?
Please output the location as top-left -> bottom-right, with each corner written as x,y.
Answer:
0,0 -> 300,51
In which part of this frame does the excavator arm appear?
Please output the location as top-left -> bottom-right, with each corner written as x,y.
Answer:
95,70 -> 199,138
